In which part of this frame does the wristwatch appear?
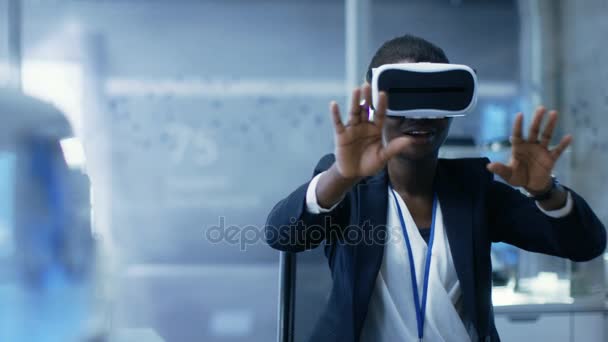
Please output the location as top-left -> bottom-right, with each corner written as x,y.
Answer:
528,176 -> 559,201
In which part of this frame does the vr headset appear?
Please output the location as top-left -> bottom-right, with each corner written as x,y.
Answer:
370,63 -> 478,118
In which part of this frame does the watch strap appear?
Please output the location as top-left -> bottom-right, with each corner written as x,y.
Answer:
530,176 -> 558,201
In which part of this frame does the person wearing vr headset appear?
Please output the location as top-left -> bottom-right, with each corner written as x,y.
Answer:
265,35 -> 606,342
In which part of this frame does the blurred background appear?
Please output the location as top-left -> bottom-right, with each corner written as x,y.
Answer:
0,0 -> 606,341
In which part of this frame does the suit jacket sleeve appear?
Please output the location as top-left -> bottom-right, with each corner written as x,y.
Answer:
483,158 -> 606,261
265,153 -> 352,252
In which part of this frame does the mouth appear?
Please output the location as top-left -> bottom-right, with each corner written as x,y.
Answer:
402,126 -> 437,143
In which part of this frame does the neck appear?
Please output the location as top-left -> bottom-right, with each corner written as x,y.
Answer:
387,154 -> 438,196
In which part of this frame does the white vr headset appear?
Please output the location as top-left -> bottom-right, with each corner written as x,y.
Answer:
371,63 -> 478,118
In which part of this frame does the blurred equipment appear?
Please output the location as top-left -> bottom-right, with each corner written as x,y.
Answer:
0,89 -> 102,342
371,63 -> 478,118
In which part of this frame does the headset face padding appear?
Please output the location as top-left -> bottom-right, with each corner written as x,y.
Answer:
371,63 -> 478,118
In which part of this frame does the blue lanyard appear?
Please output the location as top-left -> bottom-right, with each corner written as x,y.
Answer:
390,188 -> 438,342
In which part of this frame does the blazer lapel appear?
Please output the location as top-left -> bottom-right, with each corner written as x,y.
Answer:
435,160 -> 479,334
352,169 -> 389,339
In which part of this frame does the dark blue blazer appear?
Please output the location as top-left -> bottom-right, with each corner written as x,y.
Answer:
265,154 -> 606,342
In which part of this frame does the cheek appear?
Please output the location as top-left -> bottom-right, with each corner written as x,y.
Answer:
383,119 -> 402,134
438,121 -> 452,136
436,125 -> 451,145
382,120 -> 401,138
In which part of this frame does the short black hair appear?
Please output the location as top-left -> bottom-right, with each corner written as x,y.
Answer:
365,34 -> 449,82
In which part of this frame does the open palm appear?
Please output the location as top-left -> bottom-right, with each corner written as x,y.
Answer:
330,85 -> 409,179
487,107 -> 572,193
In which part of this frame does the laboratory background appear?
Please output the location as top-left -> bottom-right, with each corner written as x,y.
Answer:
0,0 -> 607,341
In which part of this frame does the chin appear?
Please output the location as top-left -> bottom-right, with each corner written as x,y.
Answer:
396,146 -> 438,161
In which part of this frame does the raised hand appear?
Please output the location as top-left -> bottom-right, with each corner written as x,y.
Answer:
486,107 -> 572,195
330,84 -> 409,180
314,84 -> 410,209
